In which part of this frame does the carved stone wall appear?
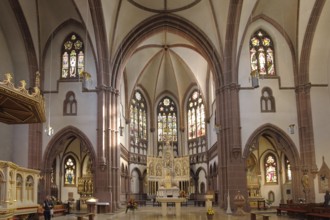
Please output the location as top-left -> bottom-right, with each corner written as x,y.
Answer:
0,160 -> 40,219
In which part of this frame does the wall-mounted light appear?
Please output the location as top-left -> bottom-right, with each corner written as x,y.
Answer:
213,124 -> 221,134
250,70 -> 260,88
119,103 -> 125,136
45,126 -> 54,136
288,124 -> 295,134
119,117 -> 124,136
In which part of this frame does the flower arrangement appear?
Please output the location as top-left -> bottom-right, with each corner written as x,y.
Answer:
207,208 -> 215,215
126,198 -> 138,213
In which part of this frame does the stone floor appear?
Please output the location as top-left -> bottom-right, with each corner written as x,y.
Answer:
53,206 -> 293,220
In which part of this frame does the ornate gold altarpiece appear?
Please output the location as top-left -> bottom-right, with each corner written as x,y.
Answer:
0,72 -> 45,124
77,160 -> 94,206
0,160 -> 40,219
147,141 -> 190,196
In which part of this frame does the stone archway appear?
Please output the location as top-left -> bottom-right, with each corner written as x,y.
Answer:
40,126 -> 96,203
243,123 -> 302,205
195,167 -> 207,194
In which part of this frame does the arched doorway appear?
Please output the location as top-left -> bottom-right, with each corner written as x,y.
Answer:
41,126 -> 96,209
243,123 -> 301,207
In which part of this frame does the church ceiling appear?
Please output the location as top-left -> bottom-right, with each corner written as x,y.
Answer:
0,0 -> 328,115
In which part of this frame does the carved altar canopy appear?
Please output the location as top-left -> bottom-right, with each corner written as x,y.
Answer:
0,73 -> 45,124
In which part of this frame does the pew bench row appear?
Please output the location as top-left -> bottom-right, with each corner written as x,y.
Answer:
277,203 -> 330,220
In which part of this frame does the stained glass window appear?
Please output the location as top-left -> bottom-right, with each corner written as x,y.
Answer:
188,90 -> 205,139
285,156 -> 292,182
130,90 -> 148,157
64,156 -> 76,186
250,29 -> 276,76
61,33 -> 84,79
187,90 -> 206,160
157,96 -> 178,156
264,153 -> 278,184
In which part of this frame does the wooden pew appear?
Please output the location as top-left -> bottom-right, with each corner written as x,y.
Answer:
306,206 -> 330,220
53,204 -> 68,216
277,203 -> 323,218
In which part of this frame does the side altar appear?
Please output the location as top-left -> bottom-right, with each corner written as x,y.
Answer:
147,140 -> 189,216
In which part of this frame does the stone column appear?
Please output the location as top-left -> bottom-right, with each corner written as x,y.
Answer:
108,88 -> 121,210
295,83 -> 317,202
217,84 -> 248,210
93,86 -> 111,211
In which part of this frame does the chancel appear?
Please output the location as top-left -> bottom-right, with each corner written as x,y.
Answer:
147,131 -> 190,198
147,137 -> 189,216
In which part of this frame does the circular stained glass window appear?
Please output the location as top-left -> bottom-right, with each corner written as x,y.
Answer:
135,91 -> 141,100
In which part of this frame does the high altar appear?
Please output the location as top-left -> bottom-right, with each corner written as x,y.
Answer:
147,141 -> 189,216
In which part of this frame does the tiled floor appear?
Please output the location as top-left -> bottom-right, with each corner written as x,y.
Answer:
54,207 -> 293,220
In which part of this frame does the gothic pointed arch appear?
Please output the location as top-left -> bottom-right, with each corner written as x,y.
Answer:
43,126 -> 96,172
156,95 -> 179,157
243,123 -> 301,200
243,124 -> 299,165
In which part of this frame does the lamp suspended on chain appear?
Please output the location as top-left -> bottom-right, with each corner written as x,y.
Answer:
250,69 -> 259,88
118,36 -> 126,137
45,33 -> 54,136
119,103 -> 124,136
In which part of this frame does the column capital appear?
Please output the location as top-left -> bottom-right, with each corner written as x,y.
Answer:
295,83 -> 311,93
96,85 -> 119,95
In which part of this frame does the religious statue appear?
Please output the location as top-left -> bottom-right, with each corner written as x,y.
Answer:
301,171 -> 310,192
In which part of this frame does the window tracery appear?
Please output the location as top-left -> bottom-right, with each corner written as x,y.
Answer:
260,87 -> 275,112
264,153 -> 278,184
64,156 -> 76,186
129,90 -> 148,163
187,90 -> 206,161
157,96 -> 178,156
61,33 -> 84,79
63,91 -> 77,115
250,29 -> 276,77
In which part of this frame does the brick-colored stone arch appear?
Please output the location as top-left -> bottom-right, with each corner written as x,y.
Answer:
243,123 -> 302,202
40,126 -> 96,200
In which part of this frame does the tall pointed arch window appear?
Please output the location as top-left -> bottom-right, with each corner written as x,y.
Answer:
129,90 -> 148,161
61,33 -> 84,79
64,156 -> 76,186
250,29 -> 276,77
285,156 -> 292,182
187,90 -> 207,159
264,153 -> 278,184
188,90 -> 205,139
157,96 -> 178,156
